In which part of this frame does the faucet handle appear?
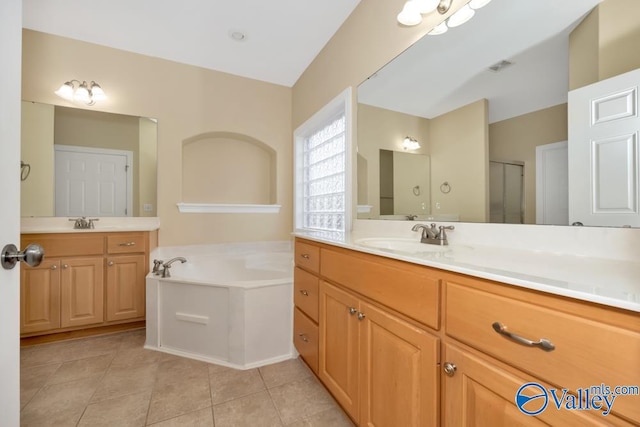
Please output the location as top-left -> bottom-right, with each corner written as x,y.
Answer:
437,225 -> 455,243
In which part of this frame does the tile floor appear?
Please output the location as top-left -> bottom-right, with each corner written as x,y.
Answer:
20,329 -> 354,426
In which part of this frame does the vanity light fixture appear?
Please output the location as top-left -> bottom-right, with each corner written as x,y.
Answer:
425,0 -> 492,34
397,0 -> 452,27
403,136 -> 421,150
55,80 -> 106,106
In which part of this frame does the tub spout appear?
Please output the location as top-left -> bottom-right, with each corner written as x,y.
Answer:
161,257 -> 187,278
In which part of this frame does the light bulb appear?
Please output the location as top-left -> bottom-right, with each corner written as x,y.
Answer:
413,0 -> 439,14
428,21 -> 449,35
397,1 -> 423,26
54,82 -> 74,100
89,82 -> 106,101
447,4 -> 475,28
74,81 -> 91,103
468,0 -> 492,9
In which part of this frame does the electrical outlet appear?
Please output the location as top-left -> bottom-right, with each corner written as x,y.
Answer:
436,202 -> 441,210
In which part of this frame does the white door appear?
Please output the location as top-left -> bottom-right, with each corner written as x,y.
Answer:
568,68 -> 640,227
55,145 -> 132,217
536,141 -> 568,225
0,0 -> 23,424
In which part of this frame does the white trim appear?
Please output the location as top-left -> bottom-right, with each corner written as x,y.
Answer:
54,144 -> 134,217
293,87 -> 353,232
177,203 -> 281,214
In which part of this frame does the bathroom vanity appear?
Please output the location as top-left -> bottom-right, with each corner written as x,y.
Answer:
293,236 -> 640,426
19,219 -> 158,339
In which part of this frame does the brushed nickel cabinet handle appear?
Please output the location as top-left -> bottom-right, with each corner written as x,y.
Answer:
349,307 -> 357,315
443,362 -> 457,377
50,264 -> 58,270
298,333 -> 309,343
62,264 -> 68,269
300,290 -> 309,296
300,253 -> 310,259
357,312 -> 366,321
492,322 -> 555,352
118,242 -> 136,247
107,261 -> 114,266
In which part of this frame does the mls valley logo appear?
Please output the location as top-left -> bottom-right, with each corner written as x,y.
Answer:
515,382 -> 639,417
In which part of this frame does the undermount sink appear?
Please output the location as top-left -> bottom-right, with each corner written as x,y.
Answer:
354,237 -> 452,254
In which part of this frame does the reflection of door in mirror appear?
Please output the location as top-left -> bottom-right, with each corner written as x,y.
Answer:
379,149 -> 430,218
20,102 -> 157,217
489,161 -> 523,224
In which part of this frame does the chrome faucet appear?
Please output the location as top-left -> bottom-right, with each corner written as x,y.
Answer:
411,223 -> 455,246
161,257 -> 187,278
69,216 -> 99,229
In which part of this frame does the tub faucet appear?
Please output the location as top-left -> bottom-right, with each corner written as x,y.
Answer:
161,257 -> 187,278
412,223 -> 454,246
152,259 -> 164,275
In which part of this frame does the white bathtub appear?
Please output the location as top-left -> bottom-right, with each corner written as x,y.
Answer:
145,241 -> 294,369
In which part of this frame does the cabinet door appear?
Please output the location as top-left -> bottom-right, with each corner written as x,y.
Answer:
359,301 -> 439,427
106,255 -> 146,321
443,344 -> 626,427
20,260 -> 61,334
319,281 -> 360,421
60,257 -> 104,328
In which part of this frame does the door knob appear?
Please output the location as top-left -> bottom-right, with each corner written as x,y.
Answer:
1,243 -> 45,269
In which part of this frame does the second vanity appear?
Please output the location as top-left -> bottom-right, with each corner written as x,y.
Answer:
293,225 -> 640,426
19,217 -> 159,339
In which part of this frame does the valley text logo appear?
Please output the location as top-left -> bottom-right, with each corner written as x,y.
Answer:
515,382 -> 639,416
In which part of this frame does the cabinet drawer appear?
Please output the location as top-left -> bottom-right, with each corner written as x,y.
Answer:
446,280 -> 640,423
294,267 -> 319,323
321,248 -> 440,330
107,234 -> 146,254
295,240 -> 320,273
22,234 -> 104,257
294,307 -> 319,373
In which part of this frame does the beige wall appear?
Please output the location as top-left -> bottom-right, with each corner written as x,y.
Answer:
429,99 -> 489,223
21,101 -> 54,217
22,29 -> 292,246
489,103 -> 568,224
139,118 -> 157,217
357,103 -> 430,218
570,0 -> 640,90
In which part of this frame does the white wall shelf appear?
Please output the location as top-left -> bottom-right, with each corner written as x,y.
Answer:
177,203 -> 281,214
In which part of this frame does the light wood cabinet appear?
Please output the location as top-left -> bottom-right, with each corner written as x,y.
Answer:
106,254 -> 146,321
295,237 -> 640,426
60,257 -> 104,328
20,230 -> 156,337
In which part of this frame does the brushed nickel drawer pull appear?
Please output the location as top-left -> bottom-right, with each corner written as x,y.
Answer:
492,322 -> 555,352
300,253 -> 310,259
118,242 -> 136,247
300,290 -> 309,296
298,333 -> 309,343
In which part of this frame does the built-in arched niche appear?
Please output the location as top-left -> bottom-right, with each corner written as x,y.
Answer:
177,132 -> 280,213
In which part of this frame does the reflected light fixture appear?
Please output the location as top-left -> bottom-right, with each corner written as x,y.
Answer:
424,0 -> 492,34
403,136 -> 421,150
398,0 -> 452,26
55,80 -> 106,105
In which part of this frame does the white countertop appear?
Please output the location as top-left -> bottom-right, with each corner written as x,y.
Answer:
21,217 -> 160,233
294,229 -> 640,313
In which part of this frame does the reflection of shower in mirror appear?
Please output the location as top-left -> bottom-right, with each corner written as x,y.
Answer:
20,161 -> 31,181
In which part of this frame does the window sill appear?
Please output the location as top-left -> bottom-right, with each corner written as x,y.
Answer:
177,203 -> 281,214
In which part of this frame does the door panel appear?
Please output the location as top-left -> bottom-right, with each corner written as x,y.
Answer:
55,145 -> 130,217
106,255 -> 146,321
568,68 -> 640,226
1,0 -> 23,422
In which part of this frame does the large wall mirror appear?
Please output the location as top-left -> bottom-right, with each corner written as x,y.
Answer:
356,0 -> 640,227
21,102 -> 157,217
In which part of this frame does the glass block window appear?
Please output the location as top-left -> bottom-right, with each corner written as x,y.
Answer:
294,88 -> 351,233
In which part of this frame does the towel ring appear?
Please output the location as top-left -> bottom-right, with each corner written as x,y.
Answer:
412,185 -> 420,196
440,182 -> 451,194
